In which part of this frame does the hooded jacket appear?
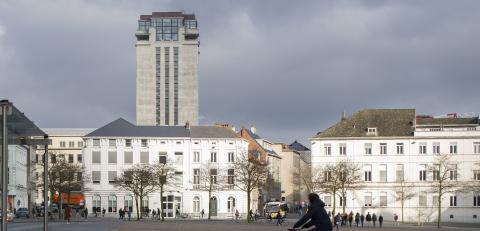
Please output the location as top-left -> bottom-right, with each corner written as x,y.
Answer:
293,198 -> 332,231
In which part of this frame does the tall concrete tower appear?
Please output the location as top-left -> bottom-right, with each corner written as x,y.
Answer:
135,12 -> 199,126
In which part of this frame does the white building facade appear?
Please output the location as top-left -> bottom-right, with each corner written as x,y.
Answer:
83,119 -> 248,218
135,12 -> 199,126
7,145 -> 32,210
311,109 -> 480,223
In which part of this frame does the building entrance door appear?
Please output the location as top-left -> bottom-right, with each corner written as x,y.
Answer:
210,197 -> 217,217
162,195 -> 175,218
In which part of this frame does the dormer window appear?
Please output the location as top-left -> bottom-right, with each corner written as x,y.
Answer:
367,127 -> 377,136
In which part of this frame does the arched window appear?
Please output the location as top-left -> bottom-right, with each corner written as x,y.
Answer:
124,195 -> 133,212
193,196 -> 200,213
227,197 -> 236,213
108,195 -> 117,212
92,194 -> 101,213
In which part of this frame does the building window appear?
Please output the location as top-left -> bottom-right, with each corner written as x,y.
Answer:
433,164 -> 440,181
450,143 -> 458,154
450,195 -> 457,207
419,143 -> 427,154
78,141 -> 84,148
108,171 -> 116,184
164,47 -> 170,125
68,154 -> 74,163
175,152 -> 183,165
193,152 -> 200,163
92,171 -> 101,184
125,139 -> 132,147
92,151 -> 101,164
154,18 -> 180,41
419,165 -> 427,181
175,171 -> 183,185
379,165 -> 387,182
474,194 -> 480,207
419,192 -> 427,207
364,193 -> 372,207
69,141 -> 75,148
449,165 -> 457,180
228,152 -> 235,163
108,139 -> 116,147
367,127 -> 377,136
141,139 -> 148,147
474,142 -> 480,154
364,165 -> 372,182
124,195 -> 133,212
173,46 -> 179,125
380,143 -> 387,155
60,141 -> 66,148
396,164 -> 404,182
396,143 -> 404,154
364,143 -> 372,155
380,192 -> 387,207
124,152 -> 133,164
92,195 -> 101,213
433,142 -> 440,154
93,139 -> 100,147
339,197 -> 346,207
227,197 -> 236,213
155,46 -> 161,125
193,169 -> 200,185
474,170 -> 480,181
108,151 -> 117,164
108,195 -> 117,213
324,144 -> 331,155
210,169 -> 218,184
324,195 -> 332,207
210,152 -> 217,163
140,152 -> 149,164
159,152 -> 167,164
77,154 -> 82,163
193,196 -> 200,213
433,195 -> 439,207
228,169 -> 235,185
339,143 -> 347,155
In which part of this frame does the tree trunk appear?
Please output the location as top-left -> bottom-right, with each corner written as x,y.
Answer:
160,184 -> 165,221
208,187 -> 212,220
437,191 -> 442,228
401,197 -> 404,224
332,190 -> 336,223
139,195 -> 144,220
247,186 -> 251,223
342,191 -> 346,214
59,192 -> 63,219
135,195 -> 140,221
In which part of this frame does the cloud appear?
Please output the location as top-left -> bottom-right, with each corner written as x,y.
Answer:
0,0 -> 479,145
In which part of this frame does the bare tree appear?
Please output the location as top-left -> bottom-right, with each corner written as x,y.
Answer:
232,152 -> 268,223
315,159 -> 361,218
195,162 -> 227,220
428,153 -> 463,228
394,179 -> 415,224
114,164 -> 158,220
151,160 -> 176,221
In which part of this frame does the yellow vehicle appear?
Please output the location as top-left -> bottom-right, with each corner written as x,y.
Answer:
264,202 -> 288,219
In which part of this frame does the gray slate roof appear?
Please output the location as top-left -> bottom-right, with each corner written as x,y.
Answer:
416,117 -> 479,125
314,109 -> 416,138
85,118 -> 240,139
289,140 -> 310,151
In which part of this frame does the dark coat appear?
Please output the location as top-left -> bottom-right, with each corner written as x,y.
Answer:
293,198 -> 332,231
366,213 -> 372,221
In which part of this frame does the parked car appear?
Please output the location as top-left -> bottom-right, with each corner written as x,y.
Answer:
15,208 -> 29,218
0,211 -> 14,222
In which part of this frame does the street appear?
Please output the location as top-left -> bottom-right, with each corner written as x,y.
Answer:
6,217 -> 480,231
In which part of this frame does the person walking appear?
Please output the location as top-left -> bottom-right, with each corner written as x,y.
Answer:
152,209 -> 156,220
276,207 -> 284,226
84,207 -> 88,220
355,212 -> 360,227
394,213 -> 399,226
128,209 -> 131,221
360,213 -> 365,228
366,212 -> 372,228
64,206 -> 71,224
102,208 -> 106,217
292,193 -> 333,231
157,208 -> 160,219
378,215 -> 383,228
348,211 -> 353,227
334,213 -> 340,231
119,208 -> 123,220
372,213 -> 377,228
235,209 -> 240,221
201,209 -> 205,219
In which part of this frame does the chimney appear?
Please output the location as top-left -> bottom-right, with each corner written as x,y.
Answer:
250,126 -> 256,134
185,121 -> 190,129
341,111 -> 347,121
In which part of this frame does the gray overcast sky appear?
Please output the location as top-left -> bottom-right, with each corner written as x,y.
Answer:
1,0 -> 479,145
